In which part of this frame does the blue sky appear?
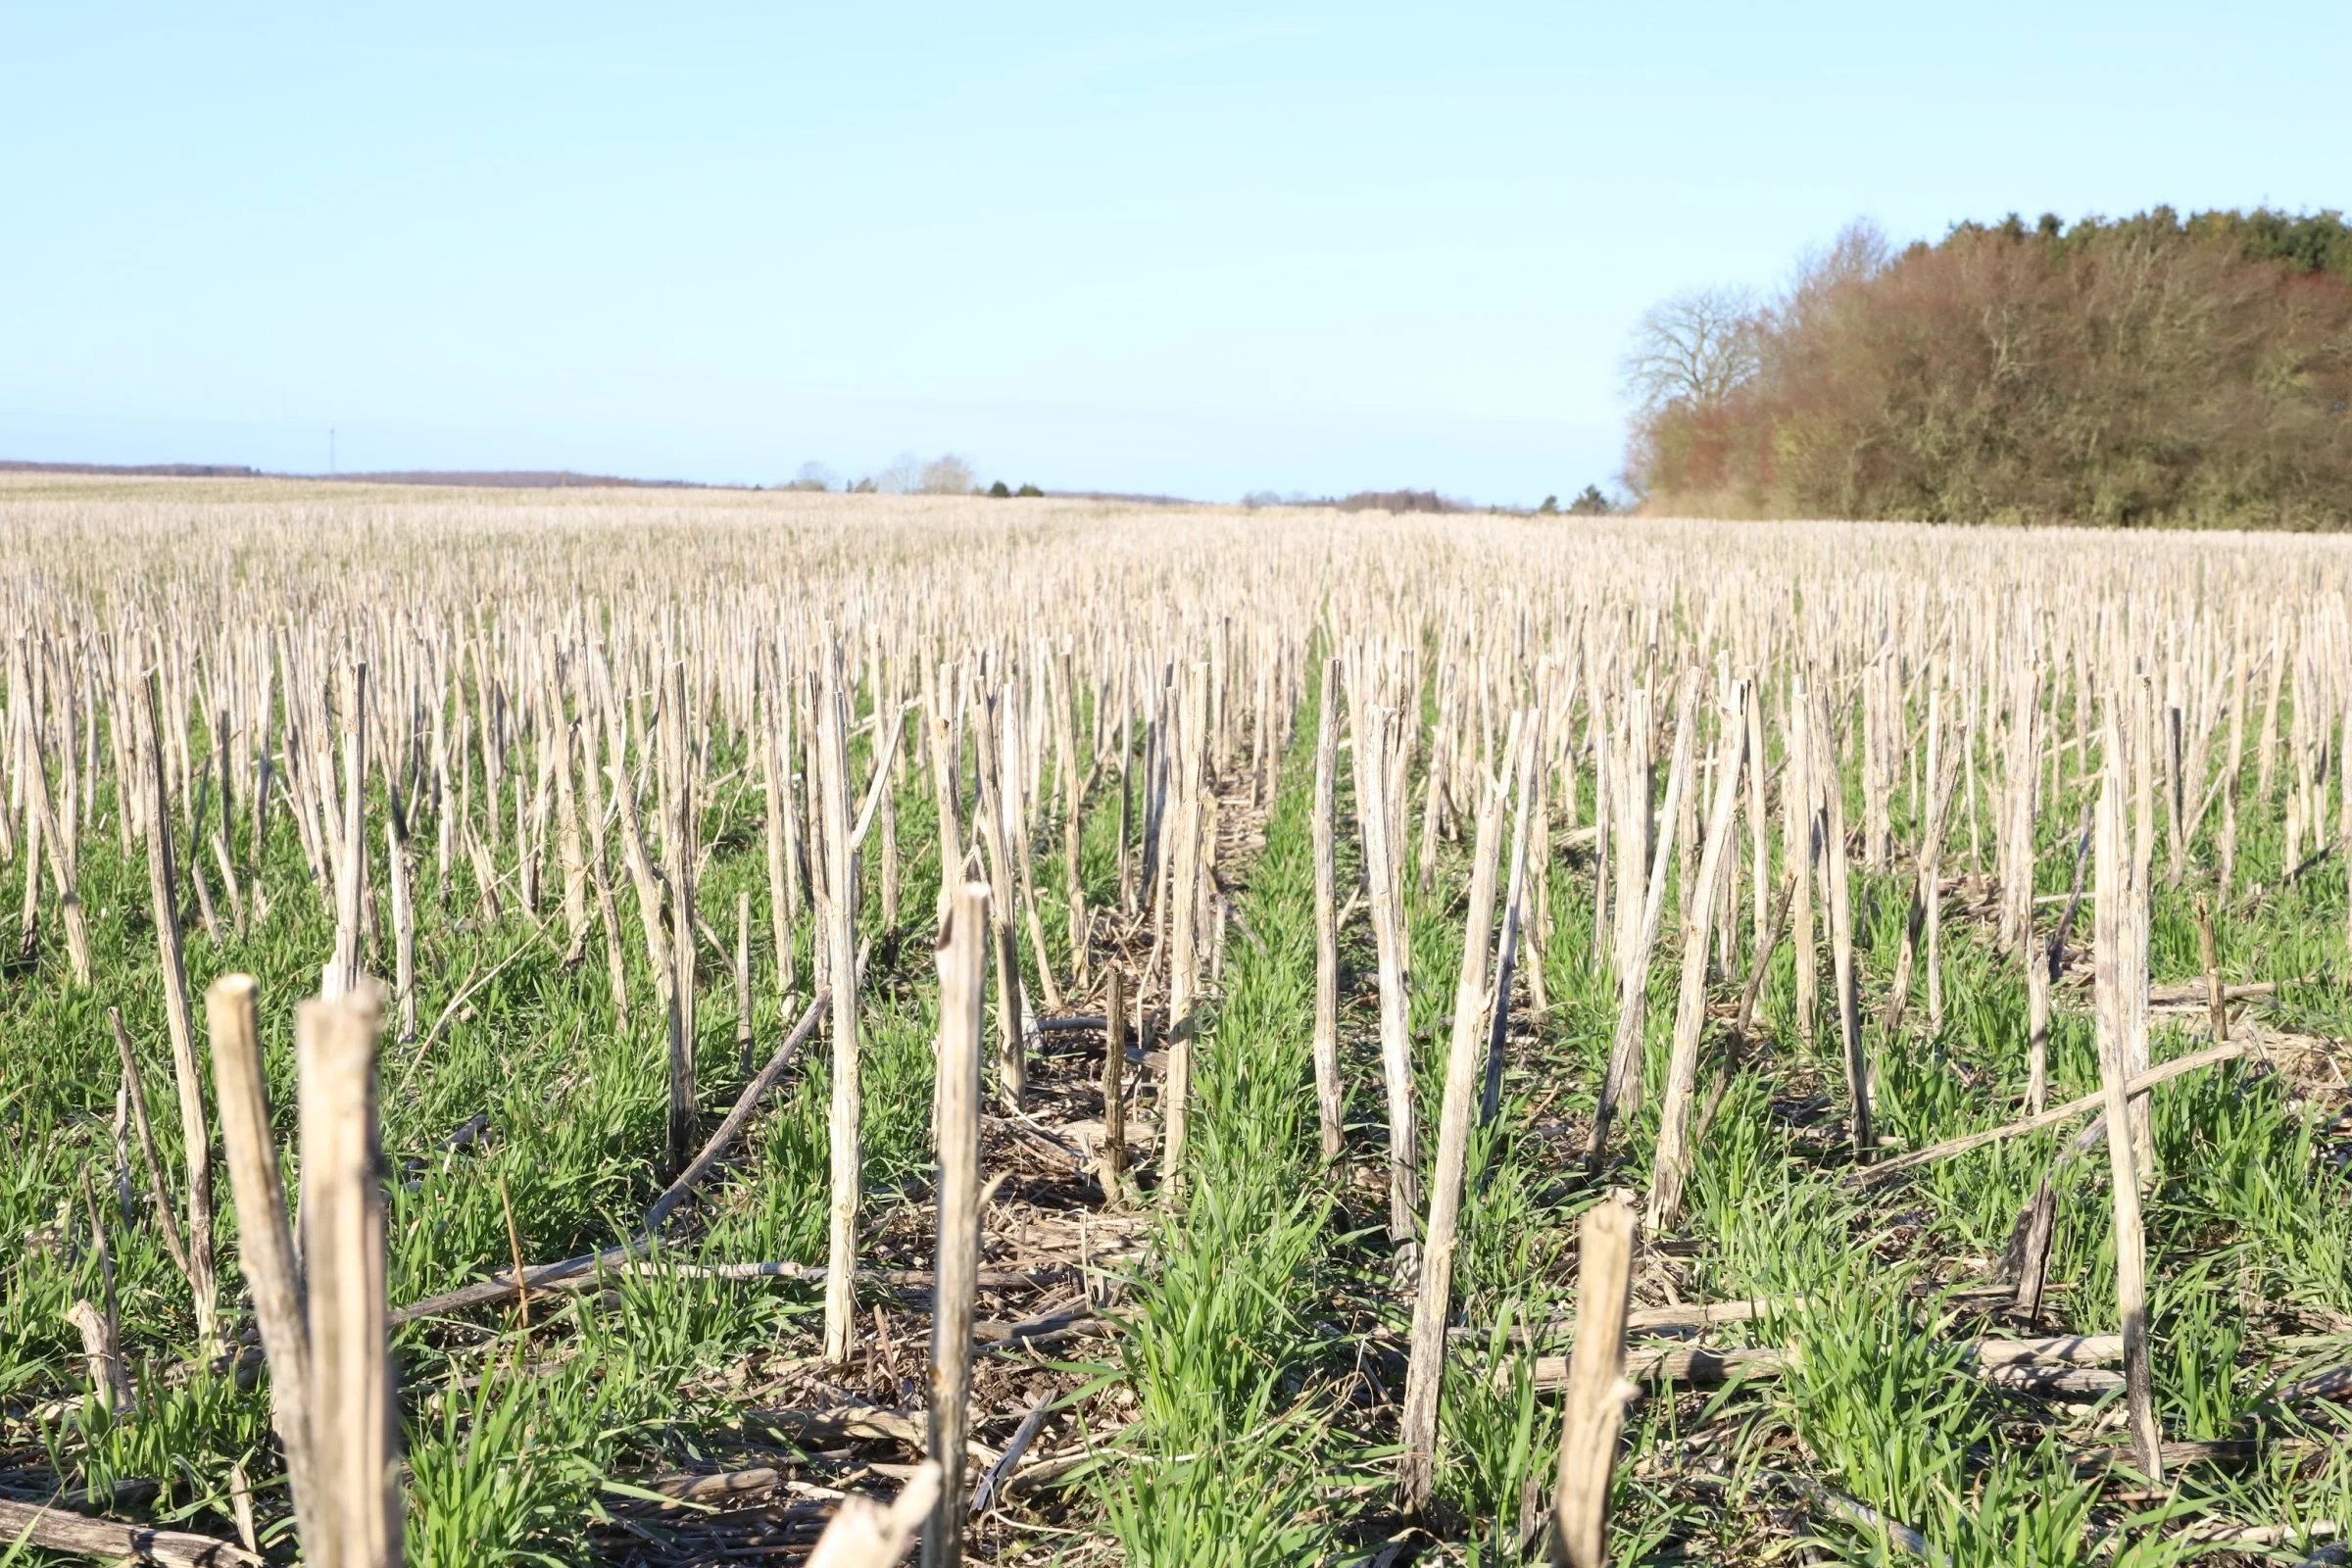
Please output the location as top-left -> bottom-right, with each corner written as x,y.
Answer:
3,3 -> 2345,505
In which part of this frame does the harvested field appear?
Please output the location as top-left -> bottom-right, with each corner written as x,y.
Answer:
3,474 -> 2351,1565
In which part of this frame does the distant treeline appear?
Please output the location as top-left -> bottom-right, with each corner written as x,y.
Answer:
0,461 -> 700,489
1627,208 -> 2352,528
0,460 -> 265,478
1245,489 -> 1479,513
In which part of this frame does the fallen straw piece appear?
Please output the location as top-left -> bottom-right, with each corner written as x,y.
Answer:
1525,1333 -> 2124,1392
1757,1470 -> 1932,1559
1676,1466 -> 1932,1558
749,1401 -> 928,1450
2278,1363 -> 2352,1407
1452,1296 -> 1794,1346
390,1256 -> 1063,1326
650,1467 -> 784,1504
2182,1518 -> 2342,1549
969,1392 -> 1054,1516
2147,977 -> 2298,1005
644,988 -> 829,1233
2066,1436 -> 2316,1475
1458,1288 -> 2046,1348
1979,1364 -> 2123,1396
0,1497 -> 262,1568
1851,1041 -> 2247,1185
1965,1333 -> 2123,1368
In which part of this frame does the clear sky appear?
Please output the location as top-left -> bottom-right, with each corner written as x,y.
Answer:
3,3 -> 2346,505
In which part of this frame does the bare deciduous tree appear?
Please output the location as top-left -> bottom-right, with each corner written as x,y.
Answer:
874,452 -> 924,494
1620,286 -> 1764,414
920,455 -> 976,495
1779,220 -> 1890,336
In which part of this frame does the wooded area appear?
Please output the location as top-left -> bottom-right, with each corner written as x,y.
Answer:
1627,209 -> 2352,529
